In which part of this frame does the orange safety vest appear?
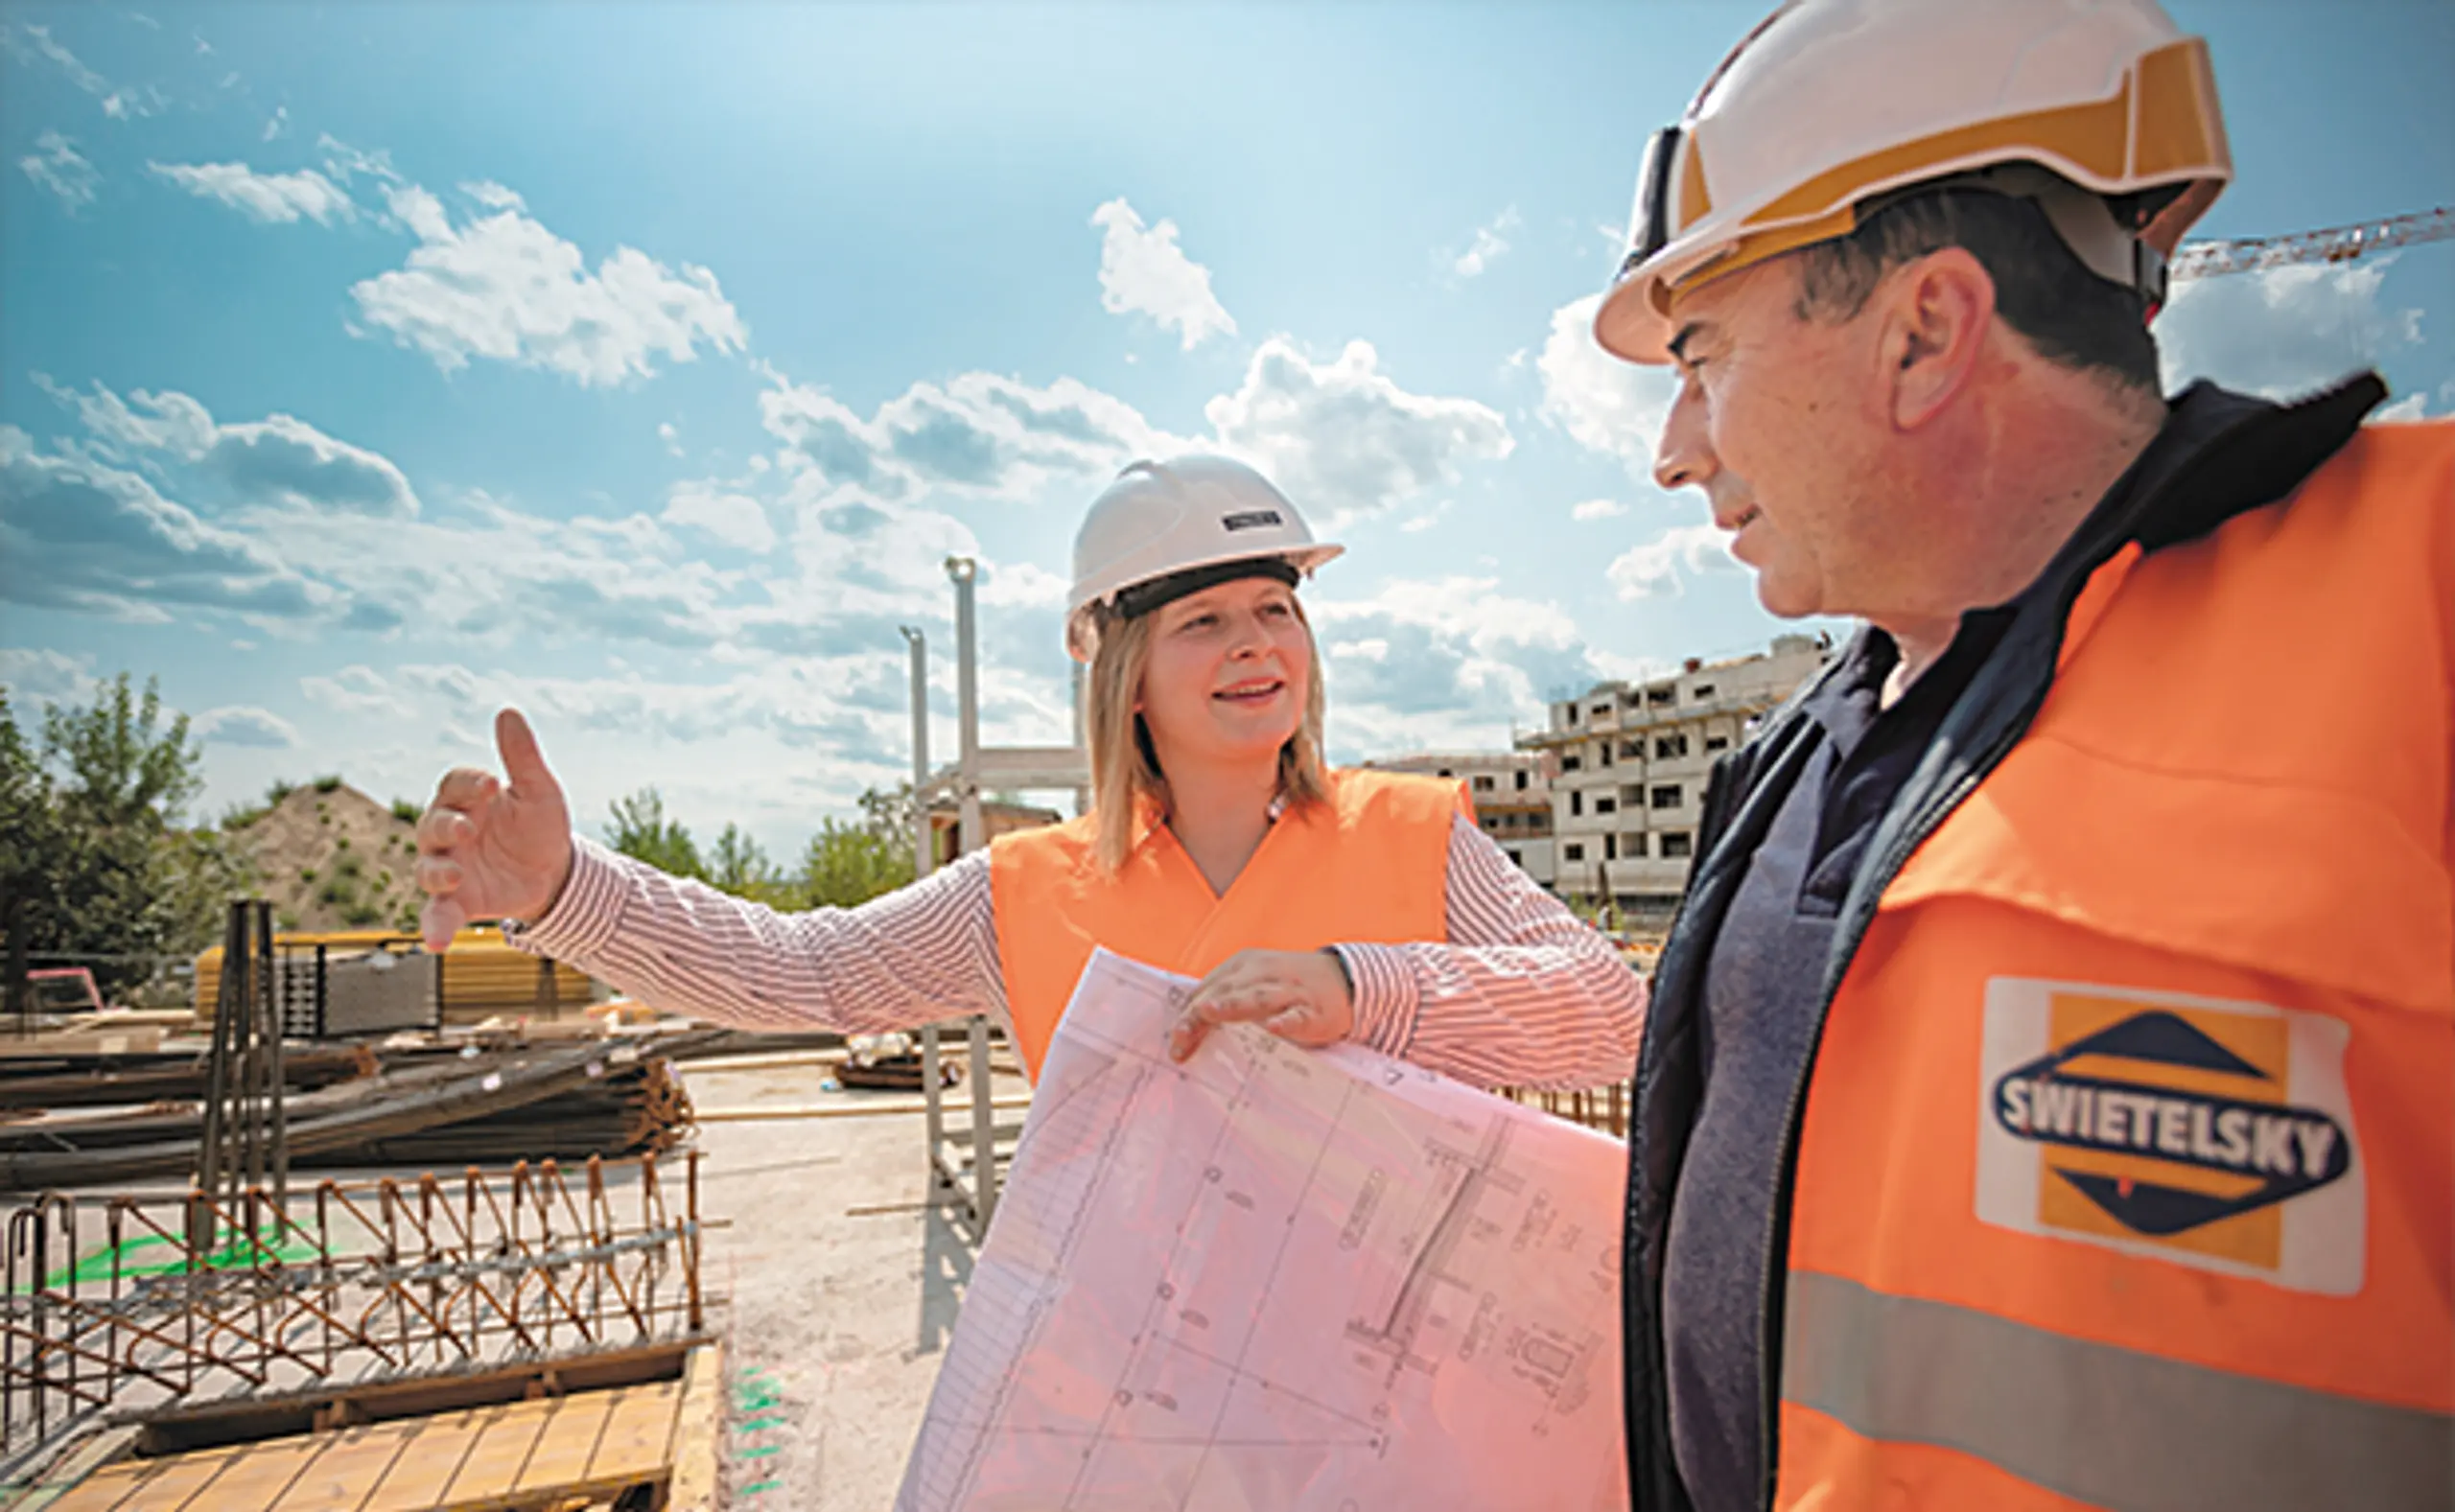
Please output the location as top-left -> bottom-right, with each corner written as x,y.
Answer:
987,768 -> 1461,1081
1774,420 -> 2454,1509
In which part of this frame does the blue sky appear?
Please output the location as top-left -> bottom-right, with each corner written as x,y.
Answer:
5,1 -> 2451,859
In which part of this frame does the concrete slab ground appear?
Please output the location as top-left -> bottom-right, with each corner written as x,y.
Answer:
683,1057 -> 1030,1510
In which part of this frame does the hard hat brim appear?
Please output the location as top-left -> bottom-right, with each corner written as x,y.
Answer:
1064,542 -> 1343,663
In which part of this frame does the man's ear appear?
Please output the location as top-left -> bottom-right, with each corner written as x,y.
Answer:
1878,246 -> 1995,431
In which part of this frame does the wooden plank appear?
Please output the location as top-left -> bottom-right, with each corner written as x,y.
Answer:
262,1423 -> 418,1512
360,1410 -> 489,1512
26,1464 -> 150,1512
506,1390 -> 619,1497
580,1380 -> 682,1486
434,1397 -> 560,1506
4,1427 -> 147,1512
78,1446 -> 246,1512
165,1435 -> 323,1511
666,1342 -> 725,1512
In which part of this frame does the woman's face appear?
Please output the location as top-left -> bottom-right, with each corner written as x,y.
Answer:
1135,575 -> 1312,772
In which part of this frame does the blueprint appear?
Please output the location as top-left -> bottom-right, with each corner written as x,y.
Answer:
896,949 -> 1631,1511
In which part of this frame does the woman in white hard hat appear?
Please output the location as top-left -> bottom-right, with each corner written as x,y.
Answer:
412,454 -> 1643,1090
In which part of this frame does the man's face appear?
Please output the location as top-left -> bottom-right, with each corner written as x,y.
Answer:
1650,256 -> 1896,619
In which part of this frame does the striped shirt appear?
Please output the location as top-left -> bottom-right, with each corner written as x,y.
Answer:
516,814 -> 1644,1091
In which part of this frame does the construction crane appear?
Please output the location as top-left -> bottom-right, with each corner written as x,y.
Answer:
2170,206 -> 2454,281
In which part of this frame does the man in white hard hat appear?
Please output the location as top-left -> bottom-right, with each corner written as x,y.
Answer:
1584,2 -> 2454,1509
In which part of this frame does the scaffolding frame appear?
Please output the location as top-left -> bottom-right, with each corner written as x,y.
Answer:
902,558 -> 1086,1229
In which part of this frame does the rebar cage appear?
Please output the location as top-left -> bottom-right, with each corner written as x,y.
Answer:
0,1151 -> 705,1478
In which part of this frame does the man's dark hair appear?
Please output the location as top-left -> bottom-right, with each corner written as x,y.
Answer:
1791,186 -> 2161,393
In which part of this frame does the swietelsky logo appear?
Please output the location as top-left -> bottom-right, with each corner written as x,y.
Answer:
1975,979 -> 2365,1295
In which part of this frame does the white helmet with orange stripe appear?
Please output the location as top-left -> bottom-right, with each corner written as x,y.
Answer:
1594,0 -> 2233,365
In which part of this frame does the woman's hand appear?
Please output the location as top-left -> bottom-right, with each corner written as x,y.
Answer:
1169,948 -> 1355,1061
415,709 -> 575,952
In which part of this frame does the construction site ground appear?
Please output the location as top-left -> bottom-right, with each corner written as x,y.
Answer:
3,1047 -> 1029,1512
681,1051 -> 1031,1509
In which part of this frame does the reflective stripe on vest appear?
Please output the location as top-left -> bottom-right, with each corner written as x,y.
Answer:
988,768 -> 1460,1080
1774,421 -> 2455,1510
1785,1270 -> 2453,1512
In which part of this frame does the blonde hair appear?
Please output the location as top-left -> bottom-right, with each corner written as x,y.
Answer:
1084,596 -> 1332,874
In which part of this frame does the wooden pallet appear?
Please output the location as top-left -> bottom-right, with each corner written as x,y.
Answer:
32,1345 -> 721,1512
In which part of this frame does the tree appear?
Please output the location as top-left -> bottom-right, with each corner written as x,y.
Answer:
707,823 -> 797,905
604,786 -> 705,879
1,676 -> 253,1001
796,816 -> 914,908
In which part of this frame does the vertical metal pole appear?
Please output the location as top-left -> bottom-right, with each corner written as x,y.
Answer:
968,1015 -> 996,1226
948,557 -> 983,856
1070,661 -> 1089,818
261,903 -> 288,1214
900,625 -> 932,881
905,624 -> 946,1179
947,558 -> 994,1223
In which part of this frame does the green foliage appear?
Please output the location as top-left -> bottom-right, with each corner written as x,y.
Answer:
265,779 -> 297,806
299,868 -> 317,884
796,813 -> 914,909
604,787 -> 705,879
311,775 -> 342,794
219,802 -> 270,831
389,799 -> 421,825
0,677 -> 253,998
340,900 -> 385,927
589,782 -> 924,911
707,823 -> 791,903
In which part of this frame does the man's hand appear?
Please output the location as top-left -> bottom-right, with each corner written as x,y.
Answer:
415,709 -> 575,952
1168,948 -> 1355,1062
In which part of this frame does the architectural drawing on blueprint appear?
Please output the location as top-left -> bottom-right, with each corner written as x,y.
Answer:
896,949 -> 1629,1512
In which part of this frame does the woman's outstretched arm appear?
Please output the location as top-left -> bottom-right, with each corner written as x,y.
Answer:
509,837 -> 1008,1035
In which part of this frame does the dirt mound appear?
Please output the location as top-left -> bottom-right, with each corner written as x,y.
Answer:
227,781 -> 423,935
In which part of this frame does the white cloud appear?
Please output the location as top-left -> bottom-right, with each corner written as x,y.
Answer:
195,705 -> 298,747
18,130 -> 99,211
977,560 -> 1068,611
1449,207 -> 1520,281
658,421 -> 683,457
1571,498 -> 1627,522
39,378 -> 418,517
1538,292 -> 1675,473
2375,392 -> 2428,422
1310,576 -> 1603,753
150,160 -> 356,224
300,664 -> 411,718
0,424 -> 334,623
1606,522 -> 1733,600
0,647 -> 99,705
263,105 -> 288,142
1090,198 -> 1236,349
760,367 -> 1179,502
663,480 -> 776,553
460,179 -> 526,212
1204,337 -> 1512,523
350,181 -> 749,386
316,132 -> 400,188
2158,260 -> 2424,401
8,23 -> 159,118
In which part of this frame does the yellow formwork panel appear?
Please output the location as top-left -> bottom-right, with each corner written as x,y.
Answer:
194,926 -> 591,1022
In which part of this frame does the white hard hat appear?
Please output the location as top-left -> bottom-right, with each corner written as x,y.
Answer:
1595,0 -> 2233,364
1064,455 -> 1343,662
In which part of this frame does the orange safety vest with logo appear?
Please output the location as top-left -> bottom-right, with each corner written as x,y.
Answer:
987,768 -> 1461,1081
1770,416 -> 2454,1508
